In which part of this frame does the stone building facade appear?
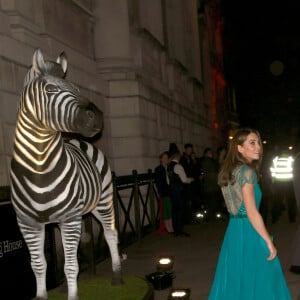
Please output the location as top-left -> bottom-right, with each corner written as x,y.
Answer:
0,0 -> 227,185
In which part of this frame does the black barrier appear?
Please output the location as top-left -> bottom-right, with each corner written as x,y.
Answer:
0,187 -> 36,299
0,187 -> 64,298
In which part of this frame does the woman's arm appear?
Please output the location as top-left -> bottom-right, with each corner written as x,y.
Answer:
242,183 -> 277,261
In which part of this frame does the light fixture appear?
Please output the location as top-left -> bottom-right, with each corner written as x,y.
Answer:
168,288 -> 191,299
215,211 -> 227,221
146,255 -> 175,290
196,212 -> 205,219
194,209 -> 208,222
157,256 -> 174,272
146,270 -> 174,290
216,212 -> 222,219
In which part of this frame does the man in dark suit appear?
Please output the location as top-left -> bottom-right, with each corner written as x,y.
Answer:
180,143 -> 196,223
291,152 -> 300,274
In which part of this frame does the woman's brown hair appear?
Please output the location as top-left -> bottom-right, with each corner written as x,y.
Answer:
218,127 -> 262,186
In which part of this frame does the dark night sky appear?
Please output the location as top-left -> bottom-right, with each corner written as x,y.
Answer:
221,1 -> 300,149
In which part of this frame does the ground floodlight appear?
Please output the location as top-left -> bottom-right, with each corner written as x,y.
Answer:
167,288 -> 191,299
146,270 -> 174,290
157,256 -> 174,272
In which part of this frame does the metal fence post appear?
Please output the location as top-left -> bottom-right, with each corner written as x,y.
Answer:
133,170 -> 142,242
148,169 -> 156,230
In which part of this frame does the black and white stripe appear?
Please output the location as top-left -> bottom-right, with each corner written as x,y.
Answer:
10,49 -> 122,300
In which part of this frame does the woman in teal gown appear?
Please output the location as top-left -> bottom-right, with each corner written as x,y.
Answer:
208,128 -> 292,300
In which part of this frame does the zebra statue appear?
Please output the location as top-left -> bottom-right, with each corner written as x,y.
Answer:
10,49 -> 123,300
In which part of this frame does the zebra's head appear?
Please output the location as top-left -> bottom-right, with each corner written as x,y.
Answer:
22,49 -> 103,138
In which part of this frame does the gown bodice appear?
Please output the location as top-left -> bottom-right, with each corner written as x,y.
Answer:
221,164 -> 261,217
236,182 -> 262,217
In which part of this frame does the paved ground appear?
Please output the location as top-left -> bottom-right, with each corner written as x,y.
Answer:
88,211 -> 300,300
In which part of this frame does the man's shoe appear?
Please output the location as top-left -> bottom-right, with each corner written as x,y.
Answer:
290,265 -> 300,274
180,232 -> 191,237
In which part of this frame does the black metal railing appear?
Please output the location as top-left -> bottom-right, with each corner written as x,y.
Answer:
113,169 -> 159,245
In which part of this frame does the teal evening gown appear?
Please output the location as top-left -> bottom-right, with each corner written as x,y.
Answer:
208,165 -> 292,300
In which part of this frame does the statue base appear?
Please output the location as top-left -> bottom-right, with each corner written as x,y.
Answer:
46,276 -> 154,300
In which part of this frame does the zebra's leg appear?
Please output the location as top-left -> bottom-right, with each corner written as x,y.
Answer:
60,218 -> 82,300
104,225 -> 123,285
91,150 -> 123,284
17,218 -> 47,300
92,209 -> 123,285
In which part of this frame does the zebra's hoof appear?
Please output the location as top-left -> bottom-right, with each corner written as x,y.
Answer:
68,296 -> 79,300
35,293 -> 48,300
111,276 -> 124,286
59,280 -> 68,293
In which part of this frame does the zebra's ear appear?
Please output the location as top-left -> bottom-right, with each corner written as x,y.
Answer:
32,48 -> 45,75
56,52 -> 68,76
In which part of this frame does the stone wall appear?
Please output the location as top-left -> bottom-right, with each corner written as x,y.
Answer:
0,0 -> 216,184
95,0 -> 213,174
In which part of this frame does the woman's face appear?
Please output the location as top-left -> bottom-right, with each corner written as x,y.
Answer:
237,132 -> 261,162
161,154 -> 169,166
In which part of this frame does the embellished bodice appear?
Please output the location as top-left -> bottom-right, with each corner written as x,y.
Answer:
221,164 -> 262,216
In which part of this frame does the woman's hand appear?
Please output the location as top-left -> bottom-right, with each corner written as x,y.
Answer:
266,240 -> 277,261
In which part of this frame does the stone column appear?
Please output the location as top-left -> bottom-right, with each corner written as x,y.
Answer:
94,0 -> 144,175
94,0 -> 132,70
